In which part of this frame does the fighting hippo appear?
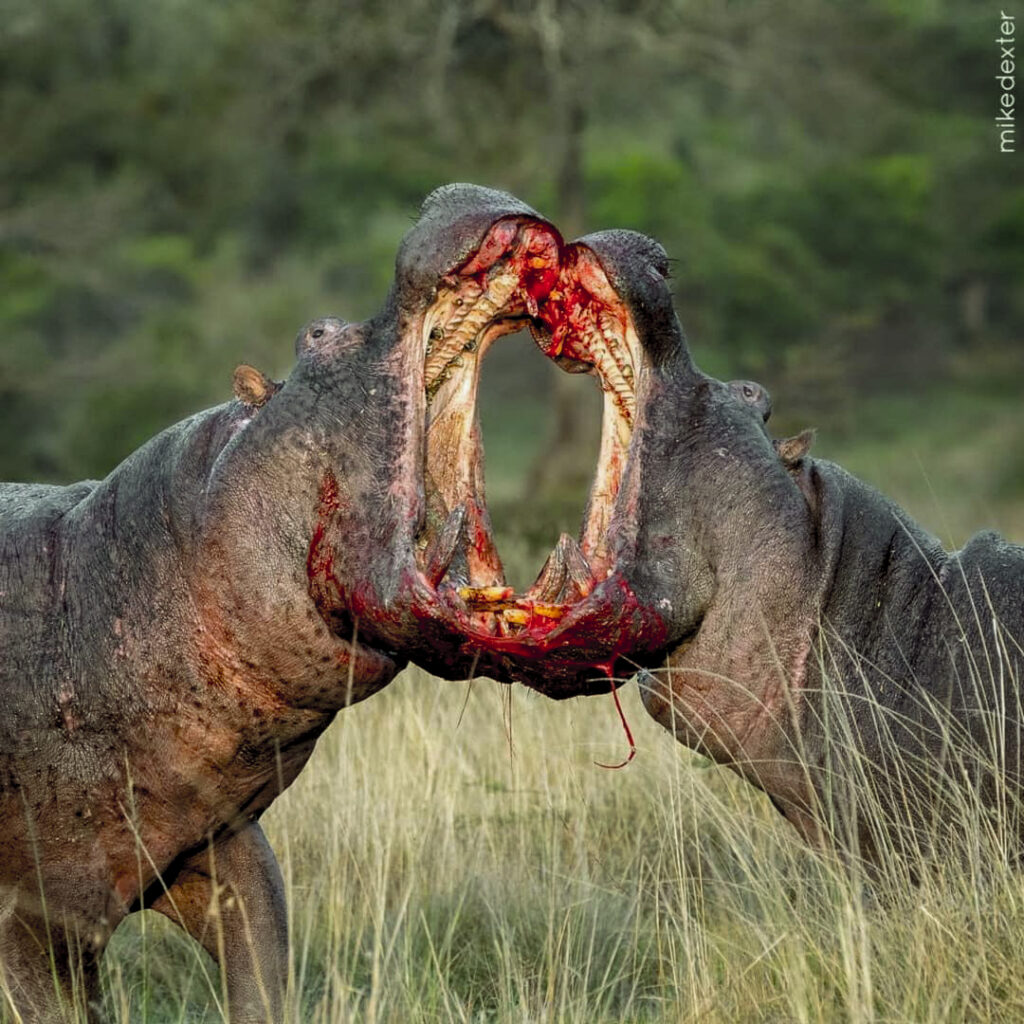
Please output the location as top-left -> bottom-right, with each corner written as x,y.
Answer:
476,228 -> 1023,867
0,311 -> 415,1020
635,366 -> 1024,866
406,193 -> 1024,868
0,184 -> 630,1022
0,181 -> 736,1020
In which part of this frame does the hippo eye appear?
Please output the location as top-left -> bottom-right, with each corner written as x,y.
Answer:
311,327 -> 325,339
743,384 -> 756,399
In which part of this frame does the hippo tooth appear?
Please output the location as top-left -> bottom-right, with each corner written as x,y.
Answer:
590,315 -> 641,424
424,267 -> 519,389
557,533 -> 596,598
598,312 -> 631,378
457,585 -> 516,605
525,532 -> 596,604
529,542 -> 570,603
424,504 -> 468,586
589,339 -> 634,424
514,600 -> 565,620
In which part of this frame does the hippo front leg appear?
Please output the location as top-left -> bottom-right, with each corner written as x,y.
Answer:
149,821 -> 287,1023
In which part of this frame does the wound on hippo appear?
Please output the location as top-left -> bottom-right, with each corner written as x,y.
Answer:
399,189 -> 676,698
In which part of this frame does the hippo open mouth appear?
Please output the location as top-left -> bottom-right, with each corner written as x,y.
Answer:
406,211 -> 666,690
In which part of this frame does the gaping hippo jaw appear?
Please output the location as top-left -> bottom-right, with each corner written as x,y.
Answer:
311,184 -> 702,697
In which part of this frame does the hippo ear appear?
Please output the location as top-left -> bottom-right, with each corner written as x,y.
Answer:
775,428 -> 815,467
233,364 -> 280,408
776,428 -> 819,517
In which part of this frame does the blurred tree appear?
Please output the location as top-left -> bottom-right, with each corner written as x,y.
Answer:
0,0 -> 1019,486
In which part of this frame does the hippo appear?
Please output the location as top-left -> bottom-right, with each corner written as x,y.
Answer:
453,223 -> 1023,869
1,184 -> 645,1022
400,196 -> 1024,870
634,368 -> 1024,867
0,311 -> 415,1021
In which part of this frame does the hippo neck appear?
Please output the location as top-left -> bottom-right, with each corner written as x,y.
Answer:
59,401 -> 396,727
183,403 -> 401,715
34,400 -> 398,901
809,458 -> 949,689
640,419 -> 827,807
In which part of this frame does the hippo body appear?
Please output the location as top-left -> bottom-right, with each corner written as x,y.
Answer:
633,370 -> 1024,867
800,462 -> 1024,857
0,320 -> 405,1021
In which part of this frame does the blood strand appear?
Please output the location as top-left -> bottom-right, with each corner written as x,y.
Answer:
594,668 -> 636,770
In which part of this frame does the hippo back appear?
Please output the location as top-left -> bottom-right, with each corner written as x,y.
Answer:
0,482 -> 98,731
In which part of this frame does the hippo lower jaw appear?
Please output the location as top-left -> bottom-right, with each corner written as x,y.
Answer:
402,214 -> 667,693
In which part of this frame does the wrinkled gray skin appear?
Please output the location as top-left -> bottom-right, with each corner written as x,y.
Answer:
0,316 -> 412,1021
606,271 -> 1024,865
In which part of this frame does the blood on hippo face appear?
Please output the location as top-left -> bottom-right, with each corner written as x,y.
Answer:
300,184 -> 699,696
304,185 -> 787,699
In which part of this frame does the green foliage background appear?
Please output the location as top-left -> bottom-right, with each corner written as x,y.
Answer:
1,0 -> 1021,518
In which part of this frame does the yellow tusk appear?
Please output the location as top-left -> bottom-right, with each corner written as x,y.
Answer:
458,586 -> 515,605
530,603 -> 565,620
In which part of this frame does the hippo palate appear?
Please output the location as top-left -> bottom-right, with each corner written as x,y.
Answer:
415,216 -> 643,639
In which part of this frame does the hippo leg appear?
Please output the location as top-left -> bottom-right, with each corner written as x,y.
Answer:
0,907 -> 103,1023
149,821 -> 287,1024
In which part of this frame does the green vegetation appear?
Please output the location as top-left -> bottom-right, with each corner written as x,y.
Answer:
2,0 -> 1021,490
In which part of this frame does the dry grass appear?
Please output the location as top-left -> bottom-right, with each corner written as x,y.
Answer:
80,658 -> 1024,1024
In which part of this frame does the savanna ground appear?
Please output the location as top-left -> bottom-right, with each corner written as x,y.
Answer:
85,349 -> 1024,1024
